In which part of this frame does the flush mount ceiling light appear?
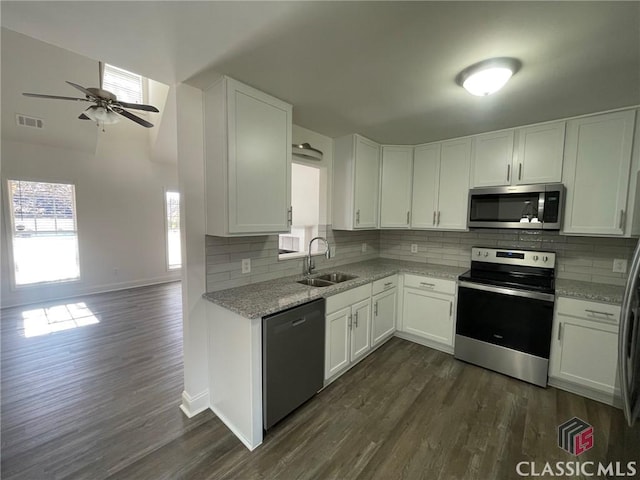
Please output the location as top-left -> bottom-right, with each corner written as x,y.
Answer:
456,57 -> 522,96
292,143 -> 323,161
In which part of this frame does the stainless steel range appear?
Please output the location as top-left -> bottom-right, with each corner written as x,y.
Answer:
455,247 -> 556,387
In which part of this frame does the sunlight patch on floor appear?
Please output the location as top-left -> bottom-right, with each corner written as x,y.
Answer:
21,302 -> 99,337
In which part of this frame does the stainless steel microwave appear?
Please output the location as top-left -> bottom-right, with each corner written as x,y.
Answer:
468,183 -> 565,230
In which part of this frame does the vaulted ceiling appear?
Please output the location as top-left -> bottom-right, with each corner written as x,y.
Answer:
2,1 -> 639,145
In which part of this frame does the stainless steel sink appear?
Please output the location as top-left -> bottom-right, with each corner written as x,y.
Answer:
315,273 -> 358,283
297,278 -> 335,287
297,272 -> 358,287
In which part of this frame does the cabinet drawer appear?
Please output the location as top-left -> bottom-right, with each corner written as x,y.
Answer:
372,275 -> 398,295
326,283 -> 371,314
403,274 -> 455,295
556,297 -> 621,325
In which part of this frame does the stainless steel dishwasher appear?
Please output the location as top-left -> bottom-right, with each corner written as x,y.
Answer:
262,298 -> 325,430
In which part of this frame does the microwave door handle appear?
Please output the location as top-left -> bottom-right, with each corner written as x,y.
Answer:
538,192 -> 546,224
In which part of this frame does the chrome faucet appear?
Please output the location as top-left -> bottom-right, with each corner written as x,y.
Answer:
305,236 -> 331,276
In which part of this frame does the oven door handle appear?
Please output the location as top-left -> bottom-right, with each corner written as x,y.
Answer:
458,280 -> 555,302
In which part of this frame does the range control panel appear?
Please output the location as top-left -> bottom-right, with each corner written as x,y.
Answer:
471,247 -> 556,269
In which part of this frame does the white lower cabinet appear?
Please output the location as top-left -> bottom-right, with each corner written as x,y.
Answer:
371,275 -> 398,348
399,274 -> 456,353
549,297 -> 621,405
324,284 -> 372,380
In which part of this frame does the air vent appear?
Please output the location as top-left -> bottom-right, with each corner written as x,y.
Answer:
16,114 -> 44,129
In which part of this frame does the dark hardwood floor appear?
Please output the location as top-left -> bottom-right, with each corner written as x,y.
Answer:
2,282 -> 638,479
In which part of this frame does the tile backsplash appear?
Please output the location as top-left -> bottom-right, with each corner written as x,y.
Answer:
379,229 -> 637,286
205,225 -> 379,292
206,227 -> 636,291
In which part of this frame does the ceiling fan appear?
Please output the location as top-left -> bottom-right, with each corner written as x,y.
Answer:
22,62 -> 159,128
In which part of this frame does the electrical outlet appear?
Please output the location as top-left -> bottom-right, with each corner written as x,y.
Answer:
613,258 -> 627,274
411,244 -> 418,253
361,243 -> 367,253
241,258 -> 251,274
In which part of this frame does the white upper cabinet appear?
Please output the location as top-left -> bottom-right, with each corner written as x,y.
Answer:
470,130 -> 514,187
515,122 -> 565,184
333,134 -> 381,230
411,138 -> 471,230
411,144 -> 440,229
379,146 -> 413,228
204,77 -> 292,236
562,110 -> 636,236
471,123 -> 565,187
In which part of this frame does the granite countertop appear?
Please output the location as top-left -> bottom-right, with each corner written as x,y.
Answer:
203,258 -> 627,318
555,278 -> 625,305
203,259 -> 467,319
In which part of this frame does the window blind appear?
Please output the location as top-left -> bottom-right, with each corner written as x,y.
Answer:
103,64 -> 143,104
9,180 -> 77,234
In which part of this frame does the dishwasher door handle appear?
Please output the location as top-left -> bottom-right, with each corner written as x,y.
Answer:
291,318 -> 306,327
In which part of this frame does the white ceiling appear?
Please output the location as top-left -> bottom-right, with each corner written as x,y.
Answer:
2,1 -> 639,145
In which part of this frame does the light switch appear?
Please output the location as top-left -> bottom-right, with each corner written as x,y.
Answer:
411,244 -> 418,253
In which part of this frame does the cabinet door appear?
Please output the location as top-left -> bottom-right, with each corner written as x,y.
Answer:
380,146 -> 413,228
353,136 -> 380,229
471,130 -> 515,187
350,299 -> 372,362
562,110 -> 635,236
227,80 -> 292,234
402,288 -> 454,346
437,138 -> 471,230
325,307 -> 351,380
516,122 -> 565,185
372,288 -> 397,347
411,144 -> 440,228
550,314 -> 619,395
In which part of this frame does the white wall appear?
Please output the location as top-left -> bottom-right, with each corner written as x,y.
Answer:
0,123 -> 180,307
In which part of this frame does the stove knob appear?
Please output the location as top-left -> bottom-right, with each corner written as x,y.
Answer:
484,251 -> 489,257
543,255 -> 549,263
533,255 -> 539,261
476,250 -> 481,257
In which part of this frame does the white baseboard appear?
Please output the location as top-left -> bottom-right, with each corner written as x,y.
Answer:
394,331 -> 454,355
210,403 -> 263,451
179,389 -> 210,418
548,377 -> 621,408
1,275 -> 181,309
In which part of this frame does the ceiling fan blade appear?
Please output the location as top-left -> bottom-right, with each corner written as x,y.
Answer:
79,113 -> 91,120
65,81 -> 96,98
99,61 -> 104,90
115,101 -> 159,113
23,92 -> 90,102
114,108 -> 154,128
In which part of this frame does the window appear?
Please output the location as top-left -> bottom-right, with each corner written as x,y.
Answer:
279,163 -> 321,258
8,180 -> 80,286
103,64 -> 143,104
166,191 -> 181,269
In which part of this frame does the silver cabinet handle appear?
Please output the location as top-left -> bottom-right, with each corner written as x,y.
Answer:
354,311 -> 359,328
507,164 -> 511,182
558,322 -> 563,341
374,301 -> 378,316
518,163 -> 522,181
585,309 -> 614,317
287,206 -> 293,226
432,211 -> 436,225
419,282 -> 435,288
384,282 -> 393,287
449,301 -> 453,316
348,314 -> 352,329
620,209 -> 626,229
437,211 -> 441,225
406,211 -> 410,224
356,209 -> 360,225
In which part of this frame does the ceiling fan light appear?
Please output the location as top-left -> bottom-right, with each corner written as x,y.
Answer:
84,105 -> 119,124
456,57 -> 521,96
463,68 -> 513,96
